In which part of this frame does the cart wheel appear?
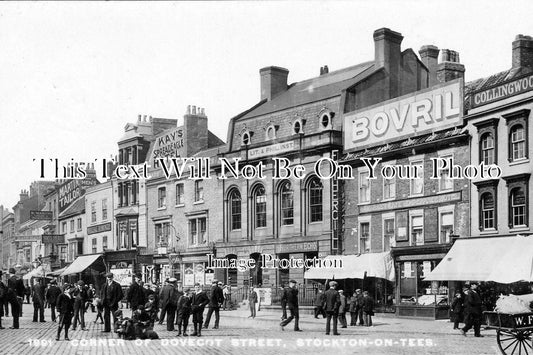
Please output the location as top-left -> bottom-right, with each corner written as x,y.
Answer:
497,329 -> 532,355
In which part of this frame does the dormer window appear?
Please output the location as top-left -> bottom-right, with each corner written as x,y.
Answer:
292,117 -> 306,135
318,108 -> 334,130
241,131 -> 252,146
266,125 -> 277,140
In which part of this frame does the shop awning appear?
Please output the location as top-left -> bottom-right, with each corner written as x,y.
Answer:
60,254 -> 103,276
47,267 -> 67,277
23,265 -> 52,280
424,235 -> 533,283
304,252 -> 395,281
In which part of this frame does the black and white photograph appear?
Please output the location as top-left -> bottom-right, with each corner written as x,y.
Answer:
1,1 -> 533,354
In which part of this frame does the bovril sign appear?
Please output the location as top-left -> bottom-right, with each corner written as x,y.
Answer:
344,79 -> 463,150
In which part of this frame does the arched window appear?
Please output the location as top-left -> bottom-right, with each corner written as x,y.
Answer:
510,187 -> 526,227
254,185 -> 267,228
480,192 -> 495,230
480,133 -> 495,165
280,181 -> 294,226
510,125 -> 525,161
229,189 -> 241,230
308,177 -> 323,222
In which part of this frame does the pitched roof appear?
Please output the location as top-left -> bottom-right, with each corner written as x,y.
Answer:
239,62 -> 376,119
58,196 -> 85,219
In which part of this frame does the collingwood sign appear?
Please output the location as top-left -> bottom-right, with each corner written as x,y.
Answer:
344,79 -> 463,150
470,72 -> 533,109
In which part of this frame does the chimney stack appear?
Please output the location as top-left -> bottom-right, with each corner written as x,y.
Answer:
419,45 -> 440,86
512,35 -> 533,69
374,28 -> 403,99
437,49 -> 465,83
260,66 -> 289,101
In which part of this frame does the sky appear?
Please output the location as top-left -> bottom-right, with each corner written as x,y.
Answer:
0,0 -> 531,210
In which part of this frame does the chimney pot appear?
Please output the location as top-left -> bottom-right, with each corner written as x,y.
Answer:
260,66 -> 289,101
187,105 -> 191,115
320,67 -> 324,75
137,114 -> 141,121
324,65 -> 329,74
192,106 -> 197,115
512,34 -> 533,69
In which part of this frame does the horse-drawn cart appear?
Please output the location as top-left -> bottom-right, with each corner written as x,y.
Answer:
484,311 -> 533,355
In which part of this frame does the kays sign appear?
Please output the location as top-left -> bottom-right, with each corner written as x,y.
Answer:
344,79 -> 463,150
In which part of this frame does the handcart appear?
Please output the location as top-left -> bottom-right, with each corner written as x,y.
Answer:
484,311 -> 533,355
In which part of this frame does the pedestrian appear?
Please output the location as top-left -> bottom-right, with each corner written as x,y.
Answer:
222,285 -> 230,310
176,288 -> 192,336
72,280 -> 87,330
94,297 -> 104,324
46,280 -> 61,322
451,291 -> 464,329
204,280 -> 224,329
6,268 -> 24,329
348,292 -> 357,326
279,284 -> 287,320
144,294 -> 158,328
32,278 -> 46,322
157,279 -> 169,325
0,270 -> 6,329
323,280 -> 341,335
362,291 -> 374,327
25,285 -> 31,304
190,283 -> 209,337
85,284 -> 96,313
314,289 -> 326,319
159,277 -> 178,331
461,282 -> 483,337
338,290 -> 347,328
354,289 -> 365,326
100,272 -> 124,333
127,274 -> 146,318
249,286 -> 258,318
56,284 -> 75,341
280,280 -> 301,331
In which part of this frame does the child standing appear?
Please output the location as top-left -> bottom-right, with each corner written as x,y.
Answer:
451,291 -> 464,329
56,284 -> 75,341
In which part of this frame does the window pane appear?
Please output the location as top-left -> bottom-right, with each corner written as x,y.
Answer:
281,182 -> 293,225
230,190 -> 241,230
309,179 -> 323,222
255,186 -> 267,228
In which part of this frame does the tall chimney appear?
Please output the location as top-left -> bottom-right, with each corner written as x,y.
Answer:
260,66 -> 289,101
419,45 -> 440,86
512,35 -> 533,69
374,28 -> 403,99
437,49 -> 465,83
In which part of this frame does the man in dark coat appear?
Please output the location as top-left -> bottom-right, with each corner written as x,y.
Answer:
56,284 -> 75,341
354,289 -> 365,326
190,283 -> 209,337
204,280 -> 224,329
176,288 -> 192,336
72,280 -> 87,330
46,280 -> 62,322
0,270 -> 6,329
323,280 -> 341,335
127,274 -> 146,317
461,283 -> 483,337
6,268 -> 24,329
32,279 -> 46,322
279,284 -> 287,320
249,286 -> 258,318
100,272 -> 124,332
159,278 -> 178,331
314,289 -> 326,319
280,280 -> 301,331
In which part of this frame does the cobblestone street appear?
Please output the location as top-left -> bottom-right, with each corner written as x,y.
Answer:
0,304 -> 502,355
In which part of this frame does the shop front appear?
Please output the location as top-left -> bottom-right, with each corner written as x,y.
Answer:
391,244 -> 452,319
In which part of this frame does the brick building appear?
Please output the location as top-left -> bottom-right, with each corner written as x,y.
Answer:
340,40 -> 469,318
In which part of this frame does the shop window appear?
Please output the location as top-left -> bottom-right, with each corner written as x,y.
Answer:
504,109 -> 529,162
383,176 -> 395,200
158,186 -> 166,208
92,238 -> 97,254
359,222 -> 370,253
410,215 -> 424,246
102,198 -> 108,220
399,261 -> 449,306
359,171 -> 370,203
510,187 -> 527,227
195,180 -> 204,202
438,155 -> 453,192
254,185 -> 267,228
229,189 -> 242,230
439,210 -> 454,243
280,181 -> 294,226
308,177 -> 323,223
91,201 -> 97,223
410,160 -> 424,196
77,218 -> 82,231
175,183 -> 184,206
383,218 -> 395,252
480,133 -> 495,165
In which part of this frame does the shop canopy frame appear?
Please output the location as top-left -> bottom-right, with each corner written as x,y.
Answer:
424,235 -> 533,283
60,254 -> 106,276
304,252 -> 395,281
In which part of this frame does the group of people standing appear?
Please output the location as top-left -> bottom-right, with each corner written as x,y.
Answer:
451,282 -> 484,337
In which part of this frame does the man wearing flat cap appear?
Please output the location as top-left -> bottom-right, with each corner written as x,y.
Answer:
6,268 -> 24,329
46,280 -> 61,322
127,273 -> 146,317
100,272 -> 123,332
204,280 -> 224,329
323,280 -> 341,335
280,280 -> 301,331
160,277 -> 178,331
461,282 -> 483,337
